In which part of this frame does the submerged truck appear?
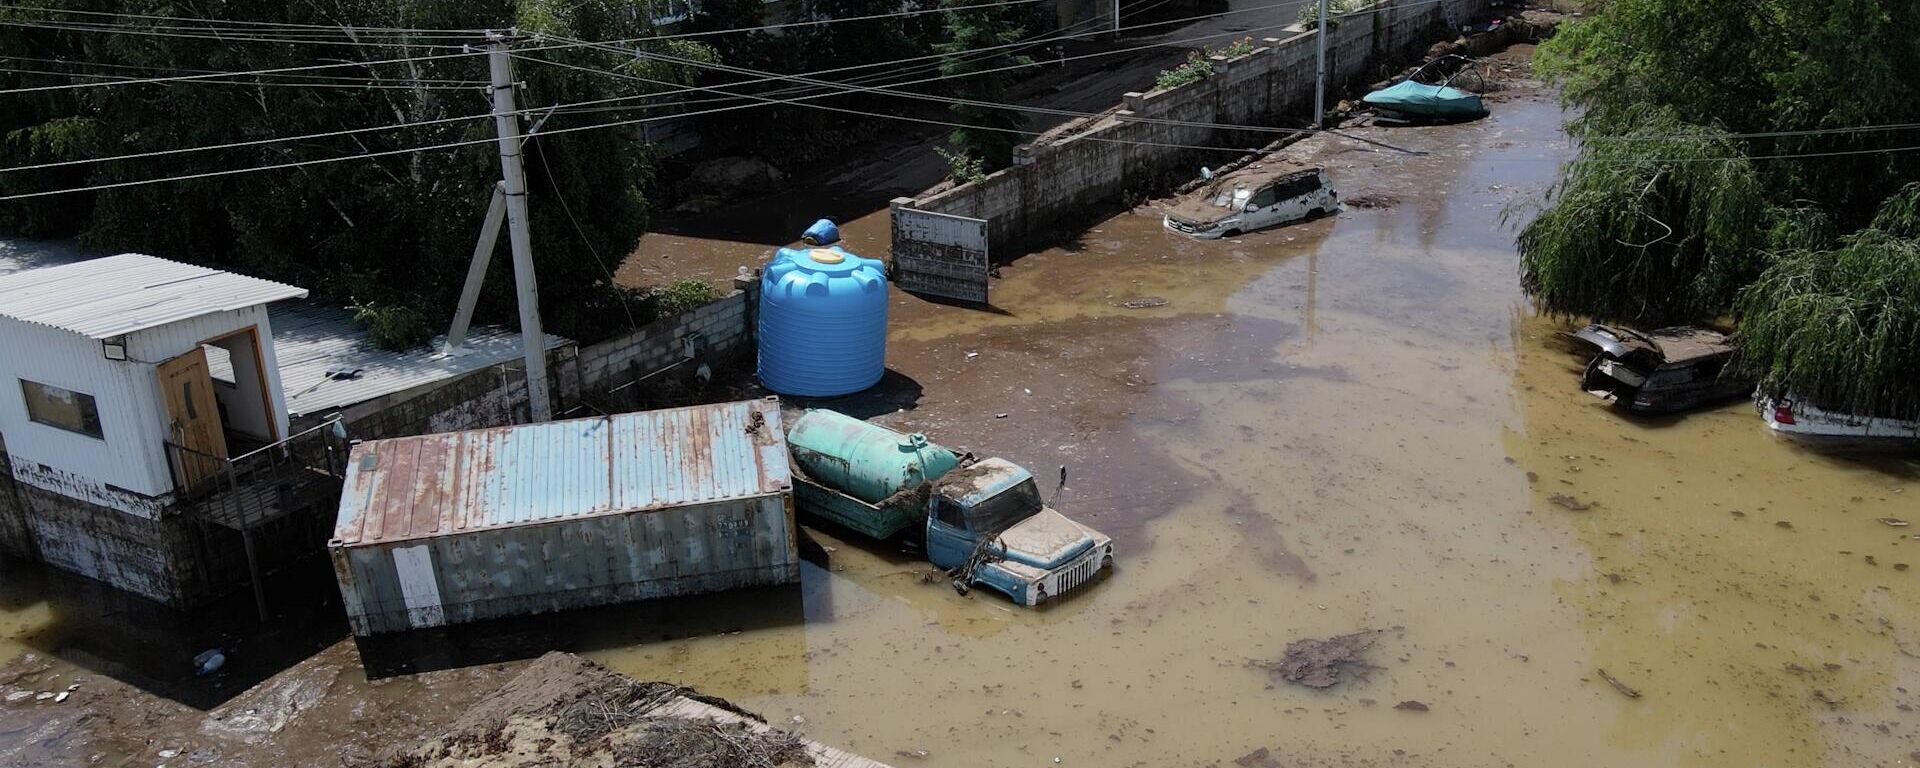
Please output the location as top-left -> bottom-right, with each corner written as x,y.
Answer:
786,409 -> 1113,606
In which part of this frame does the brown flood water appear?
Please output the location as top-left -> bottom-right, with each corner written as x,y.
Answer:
602,72 -> 1920,767
6,60 -> 1919,767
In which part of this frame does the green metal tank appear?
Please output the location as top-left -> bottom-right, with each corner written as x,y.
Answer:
787,409 -> 963,503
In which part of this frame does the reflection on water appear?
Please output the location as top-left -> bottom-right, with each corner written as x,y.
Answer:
0,557 -> 345,710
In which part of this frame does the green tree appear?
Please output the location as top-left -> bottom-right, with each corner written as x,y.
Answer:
1519,0 -> 1920,414
0,0 -> 696,348
1736,185 -> 1920,420
935,0 -> 1036,175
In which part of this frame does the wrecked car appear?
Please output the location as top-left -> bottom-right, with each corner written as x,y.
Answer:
1572,324 -> 1755,414
786,409 -> 1114,606
1163,167 -> 1337,239
1362,55 -> 1489,122
1758,395 -> 1920,451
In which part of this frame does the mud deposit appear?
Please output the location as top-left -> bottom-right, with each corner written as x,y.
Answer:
5,46 -> 1919,768
1259,630 -> 1383,689
386,653 -> 814,768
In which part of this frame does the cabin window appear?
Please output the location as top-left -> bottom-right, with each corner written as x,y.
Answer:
1248,185 -> 1280,208
933,496 -> 966,529
1274,174 -> 1321,199
21,380 -> 104,439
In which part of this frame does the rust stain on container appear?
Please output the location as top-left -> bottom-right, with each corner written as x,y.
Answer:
328,398 -> 796,635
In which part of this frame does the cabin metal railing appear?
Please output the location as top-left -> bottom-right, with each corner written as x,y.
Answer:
163,418 -> 349,620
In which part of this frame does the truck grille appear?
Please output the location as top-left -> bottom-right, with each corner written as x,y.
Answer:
1054,550 -> 1104,597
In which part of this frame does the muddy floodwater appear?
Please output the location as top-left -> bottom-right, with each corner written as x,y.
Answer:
7,60 -> 1920,767
607,76 -> 1920,767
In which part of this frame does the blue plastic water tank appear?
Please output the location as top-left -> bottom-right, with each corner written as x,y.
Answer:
758,245 -> 888,396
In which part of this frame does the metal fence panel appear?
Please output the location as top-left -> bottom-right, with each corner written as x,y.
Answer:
891,207 -> 990,304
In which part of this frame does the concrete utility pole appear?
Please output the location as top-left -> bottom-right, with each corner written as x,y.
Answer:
485,31 -> 553,422
1112,0 -> 1121,34
1313,0 -> 1329,127
446,182 -> 506,353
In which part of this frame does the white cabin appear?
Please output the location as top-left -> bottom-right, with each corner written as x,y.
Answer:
0,254 -> 307,519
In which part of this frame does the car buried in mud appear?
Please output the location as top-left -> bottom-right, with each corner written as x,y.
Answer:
1163,166 -> 1337,239
1571,324 -> 1755,414
1757,395 -> 1920,451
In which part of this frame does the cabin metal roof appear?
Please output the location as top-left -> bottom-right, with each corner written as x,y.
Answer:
330,399 -> 792,547
0,253 -> 308,339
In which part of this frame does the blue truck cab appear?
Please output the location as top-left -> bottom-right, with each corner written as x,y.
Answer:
924,458 -> 1113,605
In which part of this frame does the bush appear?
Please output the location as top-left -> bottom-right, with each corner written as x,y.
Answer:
646,279 -> 721,318
1297,0 -> 1369,28
1152,38 -> 1257,91
936,147 -> 988,184
349,299 -> 434,352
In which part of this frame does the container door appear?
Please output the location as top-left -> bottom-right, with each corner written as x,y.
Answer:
158,347 -> 228,490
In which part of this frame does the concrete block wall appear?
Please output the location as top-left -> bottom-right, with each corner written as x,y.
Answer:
290,344 -> 580,443
574,278 -> 759,401
909,0 -> 1493,253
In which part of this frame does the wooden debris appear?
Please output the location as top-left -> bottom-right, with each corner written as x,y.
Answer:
1597,668 -> 1641,699
1548,494 -> 1592,511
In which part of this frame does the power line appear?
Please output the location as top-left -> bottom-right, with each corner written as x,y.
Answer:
9,2 -> 1247,173
513,53 -> 1278,154
606,0 -> 1051,42
0,3 -> 488,33
628,47 -> 1420,154
536,15 -> 1314,121
546,0 -> 1306,108
0,56 -> 1285,202
1584,123 -> 1920,142
0,20 -> 474,49
0,0 -> 1437,195
1,54 -> 487,83
0,107 -> 496,174
0,65 -> 486,90
1579,144 -> 1920,164
0,44 -> 489,94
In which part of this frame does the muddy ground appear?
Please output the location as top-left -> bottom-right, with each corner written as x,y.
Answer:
7,39 -> 1920,768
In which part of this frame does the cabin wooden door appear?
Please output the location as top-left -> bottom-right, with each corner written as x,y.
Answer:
159,347 -> 228,490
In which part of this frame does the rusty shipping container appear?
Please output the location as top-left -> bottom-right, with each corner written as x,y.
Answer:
328,398 -> 796,636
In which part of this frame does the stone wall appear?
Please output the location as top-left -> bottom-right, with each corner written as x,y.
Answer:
905,0 -> 1495,253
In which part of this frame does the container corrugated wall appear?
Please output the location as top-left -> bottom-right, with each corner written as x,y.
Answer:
332,494 -> 795,635
328,398 -> 798,635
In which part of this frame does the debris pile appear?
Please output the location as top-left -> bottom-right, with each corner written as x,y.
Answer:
386,653 -> 817,768
1255,630 -> 1380,689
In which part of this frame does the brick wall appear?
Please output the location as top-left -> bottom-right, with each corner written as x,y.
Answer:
906,0 -> 1496,253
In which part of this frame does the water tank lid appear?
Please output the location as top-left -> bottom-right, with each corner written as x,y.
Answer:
807,248 -> 846,265
902,433 -> 929,449
802,218 -> 841,246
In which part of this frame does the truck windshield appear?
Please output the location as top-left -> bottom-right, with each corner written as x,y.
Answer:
966,478 -> 1042,535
